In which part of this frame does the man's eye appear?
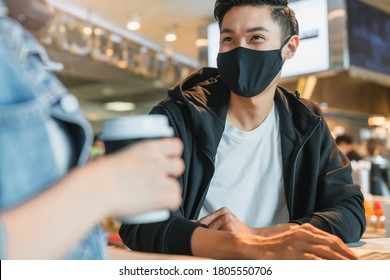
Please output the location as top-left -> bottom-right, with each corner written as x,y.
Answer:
250,35 -> 264,41
222,37 -> 233,42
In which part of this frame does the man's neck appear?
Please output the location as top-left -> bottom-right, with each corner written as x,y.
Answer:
227,85 -> 277,131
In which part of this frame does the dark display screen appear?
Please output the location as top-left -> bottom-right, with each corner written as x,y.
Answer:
347,0 -> 390,75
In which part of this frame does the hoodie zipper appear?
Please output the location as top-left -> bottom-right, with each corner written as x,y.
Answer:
289,119 -> 321,217
193,150 -> 215,218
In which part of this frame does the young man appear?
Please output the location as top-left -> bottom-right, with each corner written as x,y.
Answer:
120,0 -> 365,260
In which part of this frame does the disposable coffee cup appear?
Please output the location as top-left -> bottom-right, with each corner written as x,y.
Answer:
99,115 -> 174,224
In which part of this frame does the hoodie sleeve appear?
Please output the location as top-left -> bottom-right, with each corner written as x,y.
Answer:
119,214 -> 201,255
119,102 -> 203,255
290,101 -> 366,243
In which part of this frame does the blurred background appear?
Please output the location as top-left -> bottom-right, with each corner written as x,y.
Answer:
40,0 -> 390,159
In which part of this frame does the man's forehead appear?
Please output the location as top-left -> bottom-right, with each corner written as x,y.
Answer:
220,6 -> 281,34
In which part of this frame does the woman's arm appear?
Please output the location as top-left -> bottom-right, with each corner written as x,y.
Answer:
1,138 -> 184,259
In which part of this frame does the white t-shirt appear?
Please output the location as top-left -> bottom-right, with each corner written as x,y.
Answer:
199,102 -> 289,227
46,119 -> 74,177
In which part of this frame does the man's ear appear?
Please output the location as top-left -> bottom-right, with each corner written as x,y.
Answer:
282,35 -> 299,61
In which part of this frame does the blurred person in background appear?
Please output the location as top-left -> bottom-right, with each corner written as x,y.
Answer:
0,0 -> 185,259
365,138 -> 390,196
120,0 -> 364,260
335,134 -> 363,162
366,138 -> 383,158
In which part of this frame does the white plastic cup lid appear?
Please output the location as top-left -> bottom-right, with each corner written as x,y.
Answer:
99,115 -> 174,141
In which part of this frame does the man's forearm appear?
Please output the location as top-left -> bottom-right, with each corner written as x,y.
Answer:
252,223 -> 300,237
191,227 -> 246,259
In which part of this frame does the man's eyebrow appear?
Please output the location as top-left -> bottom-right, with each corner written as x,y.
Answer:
247,26 -> 269,33
220,26 -> 269,34
220,28 -> 234,34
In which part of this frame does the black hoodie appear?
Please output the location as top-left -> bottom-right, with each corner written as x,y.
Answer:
119,67 -> 366,255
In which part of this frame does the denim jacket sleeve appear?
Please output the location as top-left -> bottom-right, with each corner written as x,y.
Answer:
0,14 -> 106,259
0,0 -> 7,17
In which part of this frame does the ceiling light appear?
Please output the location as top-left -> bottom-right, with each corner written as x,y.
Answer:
83,26 -> 93,36
127,21 -> 141,31
195,38 -> 208,47
105,48 -> 114,57
196,26 -> 208,47
165,32 -> 177,42
104,102 -> 136,112
368,115 -> 387,127
94,27 -> 103,36
127,14 -> 141,31
165,26 -> 178,42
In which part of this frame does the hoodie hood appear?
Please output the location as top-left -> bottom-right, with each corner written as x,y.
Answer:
168,67 -> 231,122
167,67 -> 231,158
167,67 -> 300,122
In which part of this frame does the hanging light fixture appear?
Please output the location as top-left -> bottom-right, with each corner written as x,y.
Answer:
83,25 -> 93,36
368,115 -> 387,127
127,13 -> 141,31
82,9 -> 93,36
164,25 -> 177,42
104,102 -> 136,112
195,26 -> 208,47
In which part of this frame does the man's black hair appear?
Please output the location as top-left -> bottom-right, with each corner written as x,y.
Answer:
214,0 -> 299,40
335,134 -> 354,145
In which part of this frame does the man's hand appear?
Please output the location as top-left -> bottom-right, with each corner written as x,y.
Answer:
191,224 -> 358,260
198,207 -> 255,234
249,223 -> 358,260
194,208 -> 358,260
198,207 -> 298,236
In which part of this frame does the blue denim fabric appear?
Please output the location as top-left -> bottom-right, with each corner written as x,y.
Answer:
0,0 -> 7,17
0,9 -> 107,259
0,218 -> 6,259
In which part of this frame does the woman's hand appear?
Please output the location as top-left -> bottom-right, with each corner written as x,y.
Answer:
95,138 -> 184,218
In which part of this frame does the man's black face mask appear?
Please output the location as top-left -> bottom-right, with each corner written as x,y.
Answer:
217,37 -> 291,98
